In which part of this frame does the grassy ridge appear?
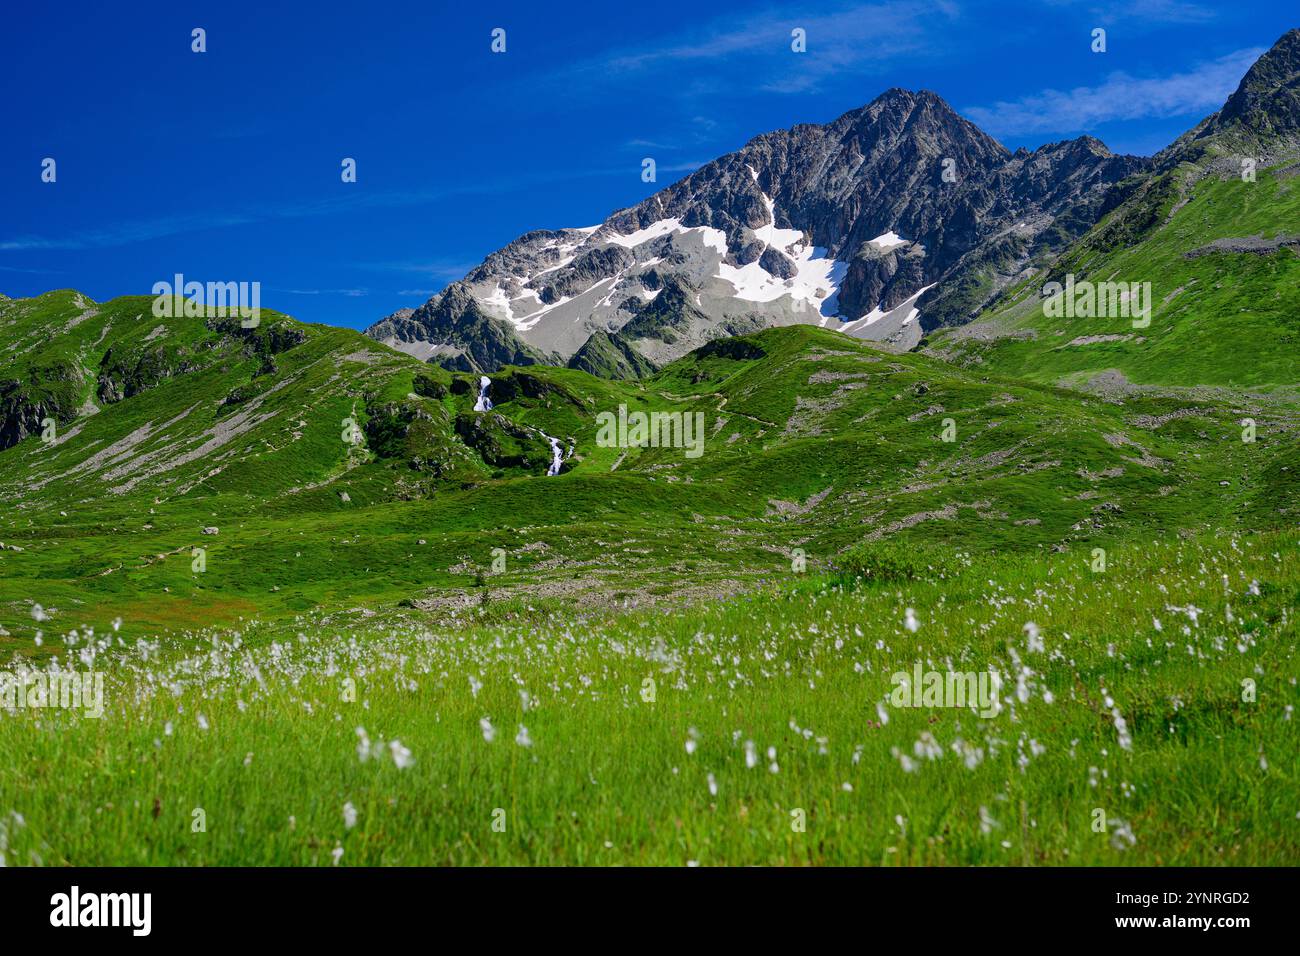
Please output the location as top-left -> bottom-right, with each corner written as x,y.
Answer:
2,317 -> 1292,640
925,158 -> 1300,391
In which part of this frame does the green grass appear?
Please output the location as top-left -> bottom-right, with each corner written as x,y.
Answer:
0,288 -> 1296,866
1,305 -> 1294,639
0,528 -> 1294,865
926,156 -> 1300,392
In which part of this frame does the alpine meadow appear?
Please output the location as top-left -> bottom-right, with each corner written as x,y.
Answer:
1,9 -> 1297,880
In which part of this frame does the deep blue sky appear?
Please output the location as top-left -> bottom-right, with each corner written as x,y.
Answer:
2,1 -> 1294,329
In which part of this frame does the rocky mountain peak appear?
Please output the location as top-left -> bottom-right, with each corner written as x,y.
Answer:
376,64 -> 1290,372
1213,29 -> 1300,140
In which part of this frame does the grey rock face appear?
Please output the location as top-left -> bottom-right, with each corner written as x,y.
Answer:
367,87 -> 1147,370
370,285 -> 556,372
1205,29 -> 1300,144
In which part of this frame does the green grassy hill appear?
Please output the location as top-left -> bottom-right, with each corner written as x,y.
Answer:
923,156 -> 1300,393
1,293 -> 1293,644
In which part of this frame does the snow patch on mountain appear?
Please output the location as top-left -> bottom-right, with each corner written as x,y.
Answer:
717,180 -> 848,316
837,283 -> 936,336
869,231 -> 910,251
483,283 -> 515,321
605,218 -> 728,255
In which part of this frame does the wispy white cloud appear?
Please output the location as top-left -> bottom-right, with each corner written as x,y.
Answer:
1101,0 -> 1217,23
603,1 -> 947,71
1044,0 -> 1218,27
0,163 -> 673,253
275,288 -> 369,296
562,0 -> 955,97
0,190 -> 395,253
0,263 -> 64,274
0,210 -> 260,252
962,46 -> 1261,137
363,260 -> 480,280
659,160 -> 709,174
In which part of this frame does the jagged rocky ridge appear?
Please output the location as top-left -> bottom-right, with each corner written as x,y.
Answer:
367,87 -> 1147,374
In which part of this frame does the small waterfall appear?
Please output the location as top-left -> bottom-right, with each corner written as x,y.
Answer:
543,432 -> 564,476
473,376 -> 493,412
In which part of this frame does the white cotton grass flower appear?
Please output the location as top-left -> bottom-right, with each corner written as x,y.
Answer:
979,805 -> 999,835
355,726 -> 372,762
515,724 -> 532,748
480,717 -> 496,743
389,739 -> 413,768
1103,689 -> 1133,751
890,747 -> 918,773
1109,819 -> 1136,850
767,745 -> 779,774
30,604 -> 49,623
744,740 -> 757,769
1112,711 -> 1132,751
164,721 -> 174,737
904,608 -> 920,633
1023,621 -> 1043,653
951,737 -> 984,770
468,675 -> 482,698
343,801 -> 358,829
876,701 -> 890,726
707,773 -> 718,797
913,732 -> 942,761
196,714 -> 209,731
111,617 -> 122,632
330,844 -> 344,866
684,727 -> 699,755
